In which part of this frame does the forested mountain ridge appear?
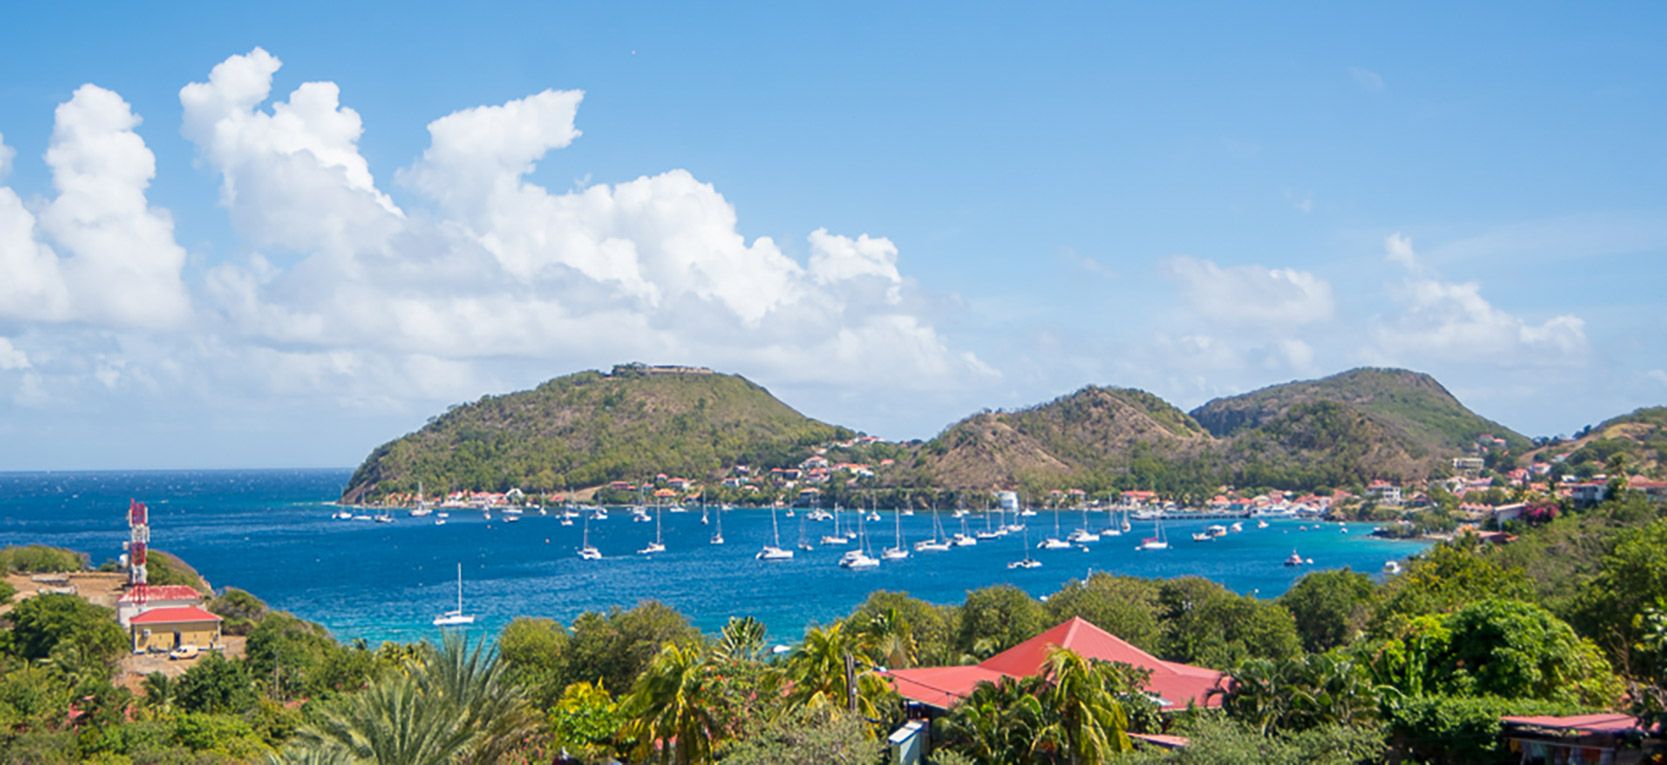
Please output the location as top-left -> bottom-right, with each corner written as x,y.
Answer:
342,364 -> 1627,502
917,386 -> 1213,490
1189,367 -> 1532,453
340,365 -> 848,503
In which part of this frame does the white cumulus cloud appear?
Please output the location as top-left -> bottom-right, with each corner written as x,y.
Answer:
1160,254 -> 1335,327
1372,233 -> 1588,361
183,49 -> 986,396
0,87 -> 191,330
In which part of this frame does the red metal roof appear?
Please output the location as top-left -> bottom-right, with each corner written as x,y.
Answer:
118,585 -> 203,603
1502,713 -> 1643,735
128,606 -> 222,624
887,617 -> 1224,710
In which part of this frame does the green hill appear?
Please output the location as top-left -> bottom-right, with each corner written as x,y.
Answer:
1189,367 -> 1531,454
340,365 -> 848,503
1533,406 -> 1667,478
918,386 -> 1213,492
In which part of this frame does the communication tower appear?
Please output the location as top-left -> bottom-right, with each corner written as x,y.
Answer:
125,499 -> 149,605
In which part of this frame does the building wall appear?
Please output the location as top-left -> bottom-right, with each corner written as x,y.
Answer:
132,621 -> 221,652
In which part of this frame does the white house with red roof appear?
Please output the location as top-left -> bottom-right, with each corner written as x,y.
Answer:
884,617 -> 1224,713
116,585 -> 205,628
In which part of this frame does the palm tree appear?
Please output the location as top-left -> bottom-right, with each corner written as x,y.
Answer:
934,676 -> 1050,764
713,616 -> 767,663
857,608 -> 917,670
411,634 -> 538,765
1209,657 -> 1289,735
783,623 -> 899,732
277,633 -> 534,765
281,675 -> 474,765
621,642 -> 724,764
140,672 -> 175,714
1036,647 -> 1131,763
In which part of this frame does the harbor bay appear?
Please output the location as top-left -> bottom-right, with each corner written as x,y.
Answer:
0,468 -> 1428,645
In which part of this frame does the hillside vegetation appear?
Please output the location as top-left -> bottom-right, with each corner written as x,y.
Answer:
1190,368 -> 1531,453
1532,406 -> 1667,478
344,364 -> 1634,501
342,366 -> 847,502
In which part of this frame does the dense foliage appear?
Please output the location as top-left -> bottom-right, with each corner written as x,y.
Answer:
3,486 -> 1665,763
344,368 -> 850,501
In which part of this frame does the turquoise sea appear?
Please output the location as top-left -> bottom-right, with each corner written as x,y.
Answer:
0,469 -> 1429,646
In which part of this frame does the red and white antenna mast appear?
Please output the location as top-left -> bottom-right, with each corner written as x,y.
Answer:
126,499 -> 149,605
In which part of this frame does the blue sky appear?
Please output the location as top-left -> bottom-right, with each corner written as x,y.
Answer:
0,3 -> 1663,469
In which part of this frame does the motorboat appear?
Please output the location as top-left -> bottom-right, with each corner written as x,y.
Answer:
332,509 -> 353,520
1229,522 -> 1243,533
1068,528 -> 1101,544
432,563 -> 476,627
1206,524 -> 1228,537
1284,551 -> 1305,567
1383,560 -> 1402,574
1192,532 -> 1212,542
1256,520 -> 1269,529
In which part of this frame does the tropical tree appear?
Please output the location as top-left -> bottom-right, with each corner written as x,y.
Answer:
141,671 -> 176,714
280,675 -> 474,765
1035,646 -> 1132,763
782,622 -> 898,727
620,642 -> 725,764
712,615 -> 767,663
857,607 -> 918,669
277,633 -> 535,765
934,676 -> 1051,764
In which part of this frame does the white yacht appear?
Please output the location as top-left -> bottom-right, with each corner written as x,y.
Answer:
638,506 -> 666,555
1009,527 -> 1042,569
1039,508 -> 1071,549
1138,516 -> 1169,551
578,515 -> 602,560
757,507 -> 794,560
432,563 -> 476,627
914,509 -> 951,552
882,506 -> 909,560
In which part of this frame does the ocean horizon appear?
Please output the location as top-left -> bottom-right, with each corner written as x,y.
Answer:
0,468 -> 1430,646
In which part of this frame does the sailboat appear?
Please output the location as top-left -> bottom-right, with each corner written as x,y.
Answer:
1008,526 -> 1042,569
820,504 -> 849,546
951,514 -> 978,546
1068,504 -> 1100,544
839,513 -> 880,569
710,504 -> 724,545
410,481 -> 433,517
797,513 -> 814,551
1039,508 -> 1072,549
432,563 -> 476,626
757,507 -> 794,560
1120,507 -> 1132,534
638,504 -> 666,554
578,514 -> 602,560
914,508 -> 951,552
975,505 -> 1002,540
882,507 -> 909,560
1138,514 -> 1169,551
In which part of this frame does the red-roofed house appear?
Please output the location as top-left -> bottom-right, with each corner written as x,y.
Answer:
885,617 -> 1224,713
1631,477 -> 1667,502
129,605 -> 222,653
116,585 -> 204,628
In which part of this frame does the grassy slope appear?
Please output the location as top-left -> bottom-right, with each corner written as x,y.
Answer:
342,369 -> 845,502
